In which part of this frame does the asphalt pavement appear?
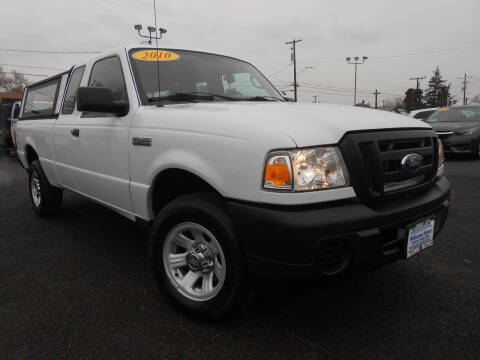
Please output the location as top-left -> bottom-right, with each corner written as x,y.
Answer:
0,151 -> 479,359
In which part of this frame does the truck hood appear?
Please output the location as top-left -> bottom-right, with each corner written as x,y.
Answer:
138,102 -> 431,148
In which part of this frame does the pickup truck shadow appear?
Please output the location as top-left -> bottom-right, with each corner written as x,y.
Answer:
58,192 -> 436,334
6,178 -> 456,359
3,154 -> 468,359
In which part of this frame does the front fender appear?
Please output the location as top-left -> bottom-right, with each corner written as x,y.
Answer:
130,148 -> 227,220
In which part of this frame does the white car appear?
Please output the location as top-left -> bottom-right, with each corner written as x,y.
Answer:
14,45 -> 451,319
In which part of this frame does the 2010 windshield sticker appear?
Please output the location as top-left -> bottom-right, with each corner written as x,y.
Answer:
132,50 -> 180,62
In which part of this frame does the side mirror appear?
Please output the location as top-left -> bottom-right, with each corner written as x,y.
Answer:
77,87 -> 129,116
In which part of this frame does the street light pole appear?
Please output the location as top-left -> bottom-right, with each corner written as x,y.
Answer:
346,56 -> 368,106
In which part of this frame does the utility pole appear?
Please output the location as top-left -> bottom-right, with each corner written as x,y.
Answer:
312,95 -> 318,103
372,89 -> 381,109
409,76 -> 425,109
286,39 -> 302,102
346,56 -> 368,106
409,76 -> 426,91
458,73 -> 472,105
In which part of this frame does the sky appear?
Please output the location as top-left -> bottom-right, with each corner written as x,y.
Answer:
0,0 -> 479,105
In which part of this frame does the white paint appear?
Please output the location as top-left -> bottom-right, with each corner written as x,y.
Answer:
17,46 -> 438,221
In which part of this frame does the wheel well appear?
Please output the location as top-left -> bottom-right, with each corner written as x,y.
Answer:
151,169 -> 222,215
25,145 -> 38,166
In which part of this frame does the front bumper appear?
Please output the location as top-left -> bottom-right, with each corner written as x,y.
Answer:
227,176 -> 450,278
439,133 -> 478,153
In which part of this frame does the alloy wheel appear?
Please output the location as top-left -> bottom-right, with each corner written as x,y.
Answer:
163,222 -> 226,301
30,171 -> 41,208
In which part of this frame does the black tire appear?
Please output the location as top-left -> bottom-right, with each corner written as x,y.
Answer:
150,193 -> 246,320
28,160 -> 63,217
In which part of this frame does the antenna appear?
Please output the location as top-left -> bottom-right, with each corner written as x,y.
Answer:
153,0 -> 161,101
133,0 -> 167,102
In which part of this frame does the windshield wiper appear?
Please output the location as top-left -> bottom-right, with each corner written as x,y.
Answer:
192,92 -> 283,102
147,92 -> 283,105
148,92 -> 215,105
189,92 -> 239,101
241,96 -> 282,102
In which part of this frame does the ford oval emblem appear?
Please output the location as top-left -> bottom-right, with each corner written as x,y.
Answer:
401,153 -> 423,173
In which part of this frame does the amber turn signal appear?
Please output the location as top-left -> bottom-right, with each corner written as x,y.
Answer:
264,154 -> 292,190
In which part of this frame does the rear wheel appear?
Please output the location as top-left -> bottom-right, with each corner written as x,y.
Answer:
28,160 -> 63,216
150,193 -> 246,320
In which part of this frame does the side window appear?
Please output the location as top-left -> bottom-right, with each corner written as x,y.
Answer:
22,79 -> 60,119
62,66 -> 86,115
88,57 -> 128,102
54,73 -> 69,114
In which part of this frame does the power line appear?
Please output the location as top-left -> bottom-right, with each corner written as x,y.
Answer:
0,48 -> 100,54
300,44 -> 480,64
268,64 -> 292,77
0,71 -> 48,77
0,63 -> 65,71
299,83 -> 403,97
370,44 -> 480,60
276,81 -> 403,98
297,88 -> 353,97
299,82 -> 372,94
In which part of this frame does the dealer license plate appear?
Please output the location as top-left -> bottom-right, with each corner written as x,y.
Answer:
406,218 -> 435,258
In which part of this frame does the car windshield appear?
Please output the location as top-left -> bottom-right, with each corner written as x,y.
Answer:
426,107 -> 480,123
128,48 -> 284,104
413,110 -> 436,120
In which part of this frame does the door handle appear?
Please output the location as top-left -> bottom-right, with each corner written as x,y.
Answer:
71,128 -> 80,137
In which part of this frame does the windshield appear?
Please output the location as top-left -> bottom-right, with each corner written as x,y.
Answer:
128,48 -> 284,104
426,107 -> 480,123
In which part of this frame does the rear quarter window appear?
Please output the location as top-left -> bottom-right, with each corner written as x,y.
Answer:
22,78 -> 60,119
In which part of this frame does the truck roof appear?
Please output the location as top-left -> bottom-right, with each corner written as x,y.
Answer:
25,44 -> 252,90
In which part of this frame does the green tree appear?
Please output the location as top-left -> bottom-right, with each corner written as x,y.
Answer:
404,88 -> 423,112
468,94 -> 480,105
424,66 -> 453,107
0,66 -> 28,93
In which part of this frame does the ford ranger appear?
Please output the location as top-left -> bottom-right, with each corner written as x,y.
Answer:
14,45 -> 450,319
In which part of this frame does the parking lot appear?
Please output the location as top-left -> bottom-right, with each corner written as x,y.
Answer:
0,151 -> 478,359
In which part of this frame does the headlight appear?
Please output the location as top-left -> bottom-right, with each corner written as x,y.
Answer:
263,147 -> 349,191
438,139 -> 444,168
456,127 -> 477,136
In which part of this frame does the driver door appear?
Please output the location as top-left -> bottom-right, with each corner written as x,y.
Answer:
68,55 -> 134,214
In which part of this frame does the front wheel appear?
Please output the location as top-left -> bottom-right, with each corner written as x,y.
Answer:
28,160 -> 63,216
150,193 -> 246,320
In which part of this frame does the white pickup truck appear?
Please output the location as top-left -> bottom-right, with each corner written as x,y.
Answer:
14,45 -> 450,319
